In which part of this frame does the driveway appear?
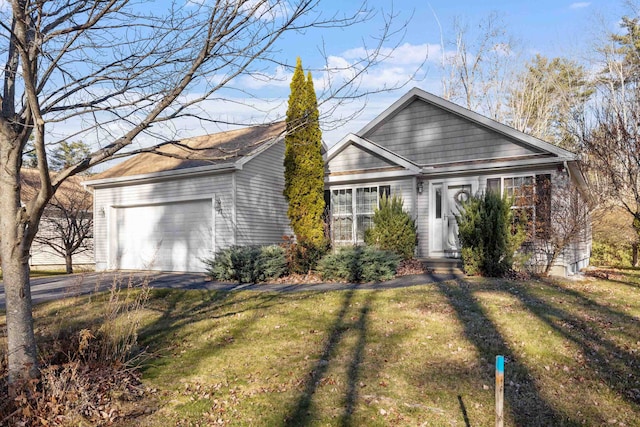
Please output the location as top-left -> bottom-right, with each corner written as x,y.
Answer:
0,270 -> 461,309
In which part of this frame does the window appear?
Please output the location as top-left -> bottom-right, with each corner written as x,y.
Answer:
486,175 -> 551,239
330,185 -> 390,244
331,189 -> 353,242
356,187 -> 378,241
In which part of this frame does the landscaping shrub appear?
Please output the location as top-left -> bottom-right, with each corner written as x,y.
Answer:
281,236 -> 329,274
456,191 -> 525,277
364,194 -> 417,259
203,245 -> 287,283
591,240 -> 634,267
0,275 -> 151,426
255,245 -> 288,282
317,246 -> 400,282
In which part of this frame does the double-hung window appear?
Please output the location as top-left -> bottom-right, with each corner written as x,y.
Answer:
331,189 -> 353,243
486,175 -> 551,239
330,185 -> 390,244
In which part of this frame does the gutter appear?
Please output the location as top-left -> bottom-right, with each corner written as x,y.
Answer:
83,162 -> 240,188
420,156 -> 575,176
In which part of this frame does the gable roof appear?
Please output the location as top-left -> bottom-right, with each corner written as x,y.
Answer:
358,87 -> 577,161
88,122 -> 286,183
326,133 -> 421,173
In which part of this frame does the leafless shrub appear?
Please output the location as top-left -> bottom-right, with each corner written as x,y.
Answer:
0,274 -> 153,425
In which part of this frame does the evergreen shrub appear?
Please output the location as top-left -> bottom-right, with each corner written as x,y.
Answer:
203,245 -> 287,283
317,246 -> 400,283
591,240 -> 633,267
456,191 -> 525,277
364,194 -> 417,259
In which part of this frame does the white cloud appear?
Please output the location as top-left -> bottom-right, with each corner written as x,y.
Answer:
341,42 -> 447,66
235,65 -> 293,90
570,2 -> 590,9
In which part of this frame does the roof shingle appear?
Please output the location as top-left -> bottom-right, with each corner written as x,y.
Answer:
93,121 -> 286,179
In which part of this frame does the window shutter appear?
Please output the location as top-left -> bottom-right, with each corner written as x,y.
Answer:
535,174 -> 551,238
379,185 -> 391,199
487,178 -> 501,194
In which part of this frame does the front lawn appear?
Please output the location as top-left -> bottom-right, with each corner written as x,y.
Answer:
2,269 -> 640,425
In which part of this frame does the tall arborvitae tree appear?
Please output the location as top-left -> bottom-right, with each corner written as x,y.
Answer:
284,58 -> 326,248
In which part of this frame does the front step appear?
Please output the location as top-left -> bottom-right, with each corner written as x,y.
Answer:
419,257 -> 465,275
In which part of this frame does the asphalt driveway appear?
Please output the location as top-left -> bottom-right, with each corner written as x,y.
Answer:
0,270 -> 461,309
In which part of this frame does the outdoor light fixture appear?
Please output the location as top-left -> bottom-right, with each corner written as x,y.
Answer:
215,197 -> 223,213
99,207 -> 105,218
417,181 -> 424,194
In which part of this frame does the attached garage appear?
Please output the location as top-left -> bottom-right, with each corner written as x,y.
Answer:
111,200 -> 213,272
85,122 -> 292,273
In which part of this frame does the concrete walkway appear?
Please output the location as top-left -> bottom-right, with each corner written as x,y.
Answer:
0,270 -> 463,309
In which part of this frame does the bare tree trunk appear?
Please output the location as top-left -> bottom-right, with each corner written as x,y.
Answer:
0,142 -> 39,391
1,252 -> 38,389
632,243 -> 639,267
65,252 -> 73,274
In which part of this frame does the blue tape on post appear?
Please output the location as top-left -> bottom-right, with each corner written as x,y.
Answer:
496,355 -> 504,374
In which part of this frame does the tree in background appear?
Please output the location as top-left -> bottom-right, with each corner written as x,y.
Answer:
440,12 -> 519,123
581,15 -> 640,266
50,141 -> 91,172
284,58 -> 326,253
22,138 -> 38,168
508,55 -> 592,151
0,0 -> 411,388
25,175 -> 93,274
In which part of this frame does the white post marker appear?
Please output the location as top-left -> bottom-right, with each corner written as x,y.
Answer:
496,355 -> 504,427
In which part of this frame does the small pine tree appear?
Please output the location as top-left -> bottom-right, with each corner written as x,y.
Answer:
364,194 -> 417,259
456,191 -> 525,276
283,58 -> 326,251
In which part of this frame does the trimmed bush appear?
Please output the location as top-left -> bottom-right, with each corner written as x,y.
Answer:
456,191 -> 525,277
364,194 -> 417,259
203,245 -> 287,283
317,246 -> 400,283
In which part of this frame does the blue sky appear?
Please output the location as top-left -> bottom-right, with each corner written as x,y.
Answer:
2,0 -> 625,160
189,0 -> 624,147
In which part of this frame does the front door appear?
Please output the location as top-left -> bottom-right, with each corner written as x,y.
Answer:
431,182 -> 473,258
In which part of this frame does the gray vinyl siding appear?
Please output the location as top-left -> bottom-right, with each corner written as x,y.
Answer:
365,99 -> 542,165
549,171 -> 592,274
327,143 -> 398,173
327,177 -> 416,246
235,141 -> 292,246
92,173 -> 234,271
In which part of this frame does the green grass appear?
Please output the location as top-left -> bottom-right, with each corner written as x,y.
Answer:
4,269 -> 640,426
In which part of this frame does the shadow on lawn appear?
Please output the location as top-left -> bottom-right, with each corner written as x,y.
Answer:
508,279 -> 640,407
284,289 -> 377,427
434,280 -> 576,426
137,288 -> 325,377
437,276 -> 640,425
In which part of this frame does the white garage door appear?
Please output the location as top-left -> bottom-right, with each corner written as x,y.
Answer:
112,199 -> 213,272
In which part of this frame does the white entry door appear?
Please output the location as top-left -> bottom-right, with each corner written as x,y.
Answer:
110,199 -> 213,272
431,182 -> 473,257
